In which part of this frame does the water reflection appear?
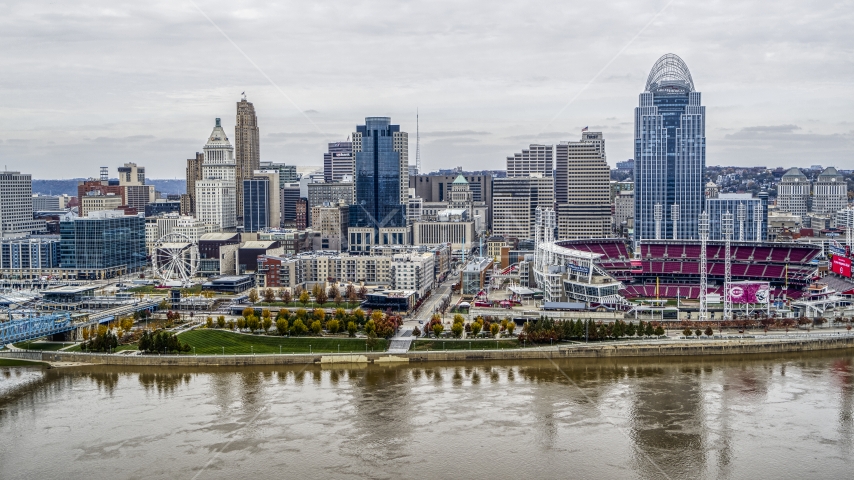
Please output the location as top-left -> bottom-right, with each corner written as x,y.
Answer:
2,352 -> 854,479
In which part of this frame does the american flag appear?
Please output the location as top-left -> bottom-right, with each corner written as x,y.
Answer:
581,126 -> 588,132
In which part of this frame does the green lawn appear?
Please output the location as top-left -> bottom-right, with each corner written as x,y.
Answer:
0,358 -> 48,367
65,343 -> 138,353
177,329 -> 387,354
12,342 -> 72,351
411,339 -> 521,351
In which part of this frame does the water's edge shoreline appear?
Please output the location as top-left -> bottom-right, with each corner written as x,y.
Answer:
4,336 -> 854,366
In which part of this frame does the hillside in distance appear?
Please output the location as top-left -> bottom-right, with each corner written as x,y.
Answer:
32,179 -> 186,196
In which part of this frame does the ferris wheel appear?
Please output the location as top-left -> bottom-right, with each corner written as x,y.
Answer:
152,233 -> 199,287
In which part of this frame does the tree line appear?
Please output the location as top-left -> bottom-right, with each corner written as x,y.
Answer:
518,318 -> 664,344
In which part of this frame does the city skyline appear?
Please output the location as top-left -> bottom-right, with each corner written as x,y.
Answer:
0,1 -> 851,178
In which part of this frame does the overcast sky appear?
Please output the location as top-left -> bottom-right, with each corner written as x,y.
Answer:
1,0 -> 852,179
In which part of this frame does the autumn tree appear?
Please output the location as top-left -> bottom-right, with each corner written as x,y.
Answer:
311,320 -> 323,335
683,327 -> 692,337
329,284 -> 340,302
705,326 -> 713,336
358,285 -> 368,300
206,317 -> 214,328
263,288 -> 275,303
262,312 -> 273,333
279,289 -> 292,305
217,316 -> 226,328
248,288 -> 259,303
490,323 -> 500,338
276,318 -> 289,336
412,326 -> 422,338
364,319 -> 376,336
353,308 -> 366,325
433,323 -> 444,338
346,283 -> 357,304
347,321 -> 357,337
247,315 -> 260,332
313,308 -> 326,324
316,288 -> 328,305
327,319 -> 340,334
237,317 -> 247,330
471,321 -> 482,337
506,321 -> 516,335
291,318 -> 308,335
452,322 -> 464,338
299,290 -> 310,306
695,329 -> 702,337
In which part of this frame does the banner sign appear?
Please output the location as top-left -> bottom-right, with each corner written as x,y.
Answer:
832,255 -> 852,278
727,282 -> 771,304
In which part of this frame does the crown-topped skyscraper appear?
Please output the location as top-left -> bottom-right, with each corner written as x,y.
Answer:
634,53 -> 705,242
195,118 -> 237,230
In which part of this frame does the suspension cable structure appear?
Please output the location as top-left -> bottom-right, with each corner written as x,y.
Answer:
722,211 -> 734,321
698,211 -> 709,322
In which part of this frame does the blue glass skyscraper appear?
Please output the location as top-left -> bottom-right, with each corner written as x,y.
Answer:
634,54 -> 705,242
349,117 -> 408,236
243,177 -> 270,232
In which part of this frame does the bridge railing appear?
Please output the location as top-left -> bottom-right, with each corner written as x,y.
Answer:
0,313 -> 74,345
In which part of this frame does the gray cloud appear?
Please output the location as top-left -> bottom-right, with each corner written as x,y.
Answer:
422,130 -> 491,138
0,0 -> 851,177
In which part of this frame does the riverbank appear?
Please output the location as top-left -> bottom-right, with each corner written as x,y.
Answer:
4,334 -> 854,367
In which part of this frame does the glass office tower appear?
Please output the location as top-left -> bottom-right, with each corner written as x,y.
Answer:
634,54 -> 705,242
243,177 -> 270,232
349,117 -> 407,236
59,211 -> 146,278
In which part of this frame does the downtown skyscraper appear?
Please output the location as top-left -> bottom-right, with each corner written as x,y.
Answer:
554,132 -> 611,239
348,117 -> 409,252
235,97 -> 260,222
634,53 -> 705,242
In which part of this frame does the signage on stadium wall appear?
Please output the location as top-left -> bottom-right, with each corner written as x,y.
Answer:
829,241 -> 846,257
565,258 -> 590,275
831,255 -> 852,278
726,282 -> 770,304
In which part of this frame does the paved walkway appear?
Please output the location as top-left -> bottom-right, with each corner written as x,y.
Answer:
388,327 -> 415,353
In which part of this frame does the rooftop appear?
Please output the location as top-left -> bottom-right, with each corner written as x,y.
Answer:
645,53 -> 695,93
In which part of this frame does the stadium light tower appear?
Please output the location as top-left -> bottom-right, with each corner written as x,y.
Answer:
654,203 -> 662,240
754,202 -> 763,242
847,206 -> 854,250
737,203 -> 746,242
671,204 -> 680,240
698,211 -> 709,322
722,211 -> 734,321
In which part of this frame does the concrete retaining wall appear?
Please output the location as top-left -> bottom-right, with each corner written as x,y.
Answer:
3,337 -> 854,366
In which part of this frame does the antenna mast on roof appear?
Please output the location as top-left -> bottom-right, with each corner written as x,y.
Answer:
416,109 -> 421,175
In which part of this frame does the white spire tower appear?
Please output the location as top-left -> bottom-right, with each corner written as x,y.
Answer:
698,211 -> 709,322
722,211 -> 734,321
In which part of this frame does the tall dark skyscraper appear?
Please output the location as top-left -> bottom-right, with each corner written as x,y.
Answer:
634,53 -> 705,242
349,117 -> 408,235
235,97 -> 260,222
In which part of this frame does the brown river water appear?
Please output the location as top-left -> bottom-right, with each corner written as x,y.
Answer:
2,351 -> 854,479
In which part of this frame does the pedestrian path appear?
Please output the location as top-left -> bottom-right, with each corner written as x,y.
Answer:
387,327 -> 414,353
